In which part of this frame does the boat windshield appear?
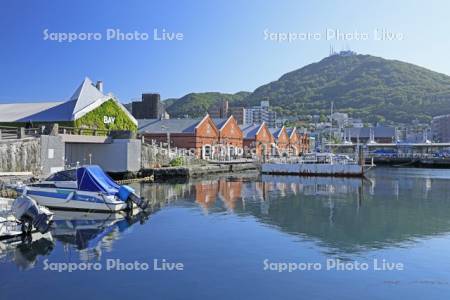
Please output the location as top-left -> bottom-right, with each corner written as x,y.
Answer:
45,169 -> 77,182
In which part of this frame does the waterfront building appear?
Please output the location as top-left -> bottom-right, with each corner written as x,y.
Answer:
295,129 -> 310,154
286,127 -> 299,155
0,77 -> 137,131
348,118 -> 364,128
286,127 -> 309,155
213,116 -> 244,158
344,126 -> 396,144
431,114 -> 450,142
240,122 -> 274,158
138,115 -> 219,159
269,126 -> 289,154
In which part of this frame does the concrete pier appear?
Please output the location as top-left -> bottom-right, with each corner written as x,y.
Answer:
261,163 -> 364,177
144,162 -> 258,180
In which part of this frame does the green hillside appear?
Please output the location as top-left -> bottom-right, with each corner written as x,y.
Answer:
164,54 -> 450,124
165,91 -> 250,118
244,54 -> 450,124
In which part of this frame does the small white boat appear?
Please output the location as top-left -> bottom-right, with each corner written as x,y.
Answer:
14,165 -> 147,212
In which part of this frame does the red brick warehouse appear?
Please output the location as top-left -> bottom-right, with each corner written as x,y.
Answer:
213,115 -> 244,159
240,122 -> 274,158
138,115 -> 219,158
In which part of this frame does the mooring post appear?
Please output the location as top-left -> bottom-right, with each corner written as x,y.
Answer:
358,146 -> 364,166
18,127 -> 25,139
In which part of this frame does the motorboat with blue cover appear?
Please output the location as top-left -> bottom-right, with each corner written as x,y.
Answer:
14,165 -> 148,212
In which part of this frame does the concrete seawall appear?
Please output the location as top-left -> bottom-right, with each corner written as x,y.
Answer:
146,163 -> 259,180
0,136 -> 259,180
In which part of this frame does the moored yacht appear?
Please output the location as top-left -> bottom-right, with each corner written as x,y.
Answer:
14,165 -> 147,212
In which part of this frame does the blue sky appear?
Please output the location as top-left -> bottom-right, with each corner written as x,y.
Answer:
1,0 -> 449,103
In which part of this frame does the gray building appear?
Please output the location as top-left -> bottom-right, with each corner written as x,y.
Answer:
344,127 -> 396,144
431,114 -> 450,142
132,93 -> 161,119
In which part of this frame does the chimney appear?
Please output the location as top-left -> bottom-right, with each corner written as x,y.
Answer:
96,80 -> 103,93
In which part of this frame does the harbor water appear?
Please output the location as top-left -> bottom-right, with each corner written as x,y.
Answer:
1,167 -> 450,299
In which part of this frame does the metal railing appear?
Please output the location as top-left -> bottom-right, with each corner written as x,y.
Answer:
0,124 -> 113,141
0,126 -> 41,140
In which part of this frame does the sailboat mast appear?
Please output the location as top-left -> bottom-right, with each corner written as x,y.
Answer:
329,101 -> 334,145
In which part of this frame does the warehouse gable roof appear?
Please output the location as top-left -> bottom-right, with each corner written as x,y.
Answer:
269,127 -> 283,138
213,118 -> 229,130
240,123 -> 266,139
138,118 -> 203,134
286,127 -> 297,138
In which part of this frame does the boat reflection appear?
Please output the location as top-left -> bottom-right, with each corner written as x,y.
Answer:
0,232 -> 54,270
0,208 -> 154,268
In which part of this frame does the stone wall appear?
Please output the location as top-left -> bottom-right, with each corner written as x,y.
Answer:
141,143 -> 201,168
0,138 -> 41,173
0,136 -> 203,176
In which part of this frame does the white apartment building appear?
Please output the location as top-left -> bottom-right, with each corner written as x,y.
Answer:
243,101 -> 277,127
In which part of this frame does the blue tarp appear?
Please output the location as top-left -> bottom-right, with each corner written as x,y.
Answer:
77,165 -> 120,195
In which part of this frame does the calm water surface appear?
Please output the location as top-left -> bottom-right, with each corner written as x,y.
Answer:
2,167 -> 450,299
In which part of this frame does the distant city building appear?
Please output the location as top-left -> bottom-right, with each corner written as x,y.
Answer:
228,107 -> 245,125
331,112 -> 348,128
208,100 -> 245,125
431,114 -> 450,142
243,101 -> 277,128
132,93 -> 168,119
344,126 -> 396,144
348,118 -> 364,128
208,100 -> 228,119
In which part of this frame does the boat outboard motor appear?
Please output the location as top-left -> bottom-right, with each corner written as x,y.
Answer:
118,185 -> 148,210
12,195 -> 53,234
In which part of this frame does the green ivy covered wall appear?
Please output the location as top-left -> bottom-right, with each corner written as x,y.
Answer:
74,99 -> 137,131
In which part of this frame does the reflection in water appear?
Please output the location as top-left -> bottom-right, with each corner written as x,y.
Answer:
3,167 -> 450,268
0,208 -> 154,268
137,169 -> 450,255
51,211 -> 128,261
0,232 -> 54,270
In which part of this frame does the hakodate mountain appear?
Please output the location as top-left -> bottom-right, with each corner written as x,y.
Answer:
165,54 -> 450,124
